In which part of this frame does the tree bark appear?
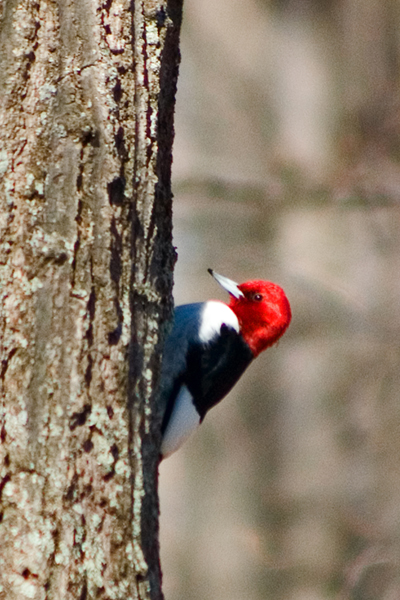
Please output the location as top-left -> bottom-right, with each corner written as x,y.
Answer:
0,0 -> 181,598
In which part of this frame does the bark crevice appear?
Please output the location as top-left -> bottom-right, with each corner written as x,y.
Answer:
0,0 -> 182,597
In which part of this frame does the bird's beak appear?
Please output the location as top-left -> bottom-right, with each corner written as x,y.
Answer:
208,269 -> 244,299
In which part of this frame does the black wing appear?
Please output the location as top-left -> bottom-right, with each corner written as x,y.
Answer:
185,324 -> 253,420
159,303 -> 253,434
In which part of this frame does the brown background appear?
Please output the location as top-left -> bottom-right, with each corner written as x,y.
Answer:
159,2 -> 400,599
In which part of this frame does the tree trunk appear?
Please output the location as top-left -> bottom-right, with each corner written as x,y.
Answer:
0,0 -> 181,598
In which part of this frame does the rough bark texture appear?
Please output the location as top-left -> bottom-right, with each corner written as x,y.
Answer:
0,0 -> 181,598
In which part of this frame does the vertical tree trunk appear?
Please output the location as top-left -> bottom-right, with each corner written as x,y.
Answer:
0,0 -> 181,598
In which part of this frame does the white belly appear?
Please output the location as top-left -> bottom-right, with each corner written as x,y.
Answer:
161,385 -> 201,458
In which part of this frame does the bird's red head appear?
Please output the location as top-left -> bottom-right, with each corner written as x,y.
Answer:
209,270 -> 291,357
230,280 -> 291,356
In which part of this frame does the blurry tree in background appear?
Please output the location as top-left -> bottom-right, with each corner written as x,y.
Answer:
159,1 -> 400,600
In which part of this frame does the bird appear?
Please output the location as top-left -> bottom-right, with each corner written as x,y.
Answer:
159,269 -> 291,458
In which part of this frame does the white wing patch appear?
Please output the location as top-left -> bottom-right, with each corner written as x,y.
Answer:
198,301 -> 239,344
161,385 -> 201,458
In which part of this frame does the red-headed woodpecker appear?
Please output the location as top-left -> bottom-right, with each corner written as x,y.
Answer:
159,269 -> 291,458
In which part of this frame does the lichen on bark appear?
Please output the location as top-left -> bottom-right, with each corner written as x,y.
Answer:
0,0 -> 182,598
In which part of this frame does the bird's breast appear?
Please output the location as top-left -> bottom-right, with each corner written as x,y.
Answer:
198,301 -> 239,343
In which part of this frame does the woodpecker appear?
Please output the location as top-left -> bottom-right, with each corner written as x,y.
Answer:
159,269 -> 291,458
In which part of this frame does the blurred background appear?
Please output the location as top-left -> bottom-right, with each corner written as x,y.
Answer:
158,1 -> 400,599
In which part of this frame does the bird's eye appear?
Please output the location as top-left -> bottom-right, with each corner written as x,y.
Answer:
253,293 -> 263,302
